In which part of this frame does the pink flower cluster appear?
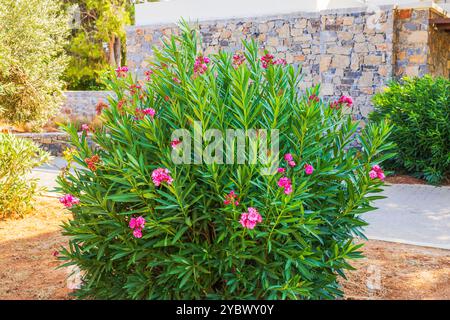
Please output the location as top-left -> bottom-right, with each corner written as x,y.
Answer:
330,95 -> 353,109
81,124 -> 90,133
115,66 -> 128,78
173,77 -> 181,84
171,139 -> 181,149
135,108 -> 155,120
144,69 -> 153,81
277,167 -> 286,173
232,53 -> 246,68
309,94 -> 320,103
129,216 -> 145,238
277,177 -> 293,195
304,164 -> 314,175
239,207 -> 262,230
59,194 -> 80,208
194,55 -> 210,75
261,53 -> 286,69
284,153 -> 296,167
273,58 -> 287,66
151,168 -> 173,187
224,190 -> 239,206
369,165 -> 385,181
261,53 -> 274,69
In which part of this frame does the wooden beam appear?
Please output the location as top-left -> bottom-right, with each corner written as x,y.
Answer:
429,18 -> 450,32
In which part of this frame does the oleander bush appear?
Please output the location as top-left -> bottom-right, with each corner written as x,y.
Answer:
0,133 -> 50,219
58,23 -> 394,299
371,76 -> 450,184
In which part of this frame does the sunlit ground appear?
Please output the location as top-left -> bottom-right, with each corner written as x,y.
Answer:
0,196 -> 449,300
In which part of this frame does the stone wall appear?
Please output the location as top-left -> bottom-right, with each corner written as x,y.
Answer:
126,5 -> 450,120
127,6 -> 395,120
394,7 -> 450,78
60,91 -> 114,122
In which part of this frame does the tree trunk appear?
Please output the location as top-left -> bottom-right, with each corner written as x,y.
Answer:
108,37 -> 116,66
113,36 -> 122,67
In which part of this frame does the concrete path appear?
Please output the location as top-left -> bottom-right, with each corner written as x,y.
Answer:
363,184 -> 450,250
30,157 -> 71,195
31,158 -> 450,249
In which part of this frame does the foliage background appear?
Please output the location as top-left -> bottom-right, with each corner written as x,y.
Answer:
371,76 -> 450,184
0,134 -> 50,219
0,0 -> 69,128
63,1 -> 159,90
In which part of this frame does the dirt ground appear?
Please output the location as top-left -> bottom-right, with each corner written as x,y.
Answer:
0,196 -> 449,300
386,174 -> 450,186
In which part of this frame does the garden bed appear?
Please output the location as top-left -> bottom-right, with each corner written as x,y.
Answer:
0,196 -> 448,300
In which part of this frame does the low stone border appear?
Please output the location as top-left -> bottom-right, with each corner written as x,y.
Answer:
14,132 -> 95,156
14,132 -> 70,156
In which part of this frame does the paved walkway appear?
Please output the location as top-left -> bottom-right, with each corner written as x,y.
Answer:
363,184 -> 450,250
30,157 -> 68,194
32,158 -> 450,250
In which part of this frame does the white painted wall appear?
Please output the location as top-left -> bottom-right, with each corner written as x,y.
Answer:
134,0 -> 444,26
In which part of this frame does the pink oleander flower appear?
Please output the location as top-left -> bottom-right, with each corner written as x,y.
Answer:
329,100 -> 340,109
142,108 -> 156,118
277,177 -> 291,188
115,65 -> 128,78
171,139 -> 181,149
224,190 -> 239,206
144,69 -> 153,81
338,95 -> 353,107
173,77 -> 181,84
240,207 -> 262,229
284,153 -> 293,162
151,168 -> 173,187
309,94 -> 320,102
277,167 -> 286,173
133,228 -> 143,239
278,177 -> 293,195
129,216 -> 146,238
261,53 -> 274,69
232,53 -> 246,68
248,207 -> 262,223
129,216 -> 145,230
81,124 -> 90,133
369,164 -> 385,180
288,160 -> 296,167
273,58 -> 287,66
284,184 -> 293,195
304,164 -> 314,175
59,194 -> 80,208
372,165 -> 381,172
194,55 -> 210,75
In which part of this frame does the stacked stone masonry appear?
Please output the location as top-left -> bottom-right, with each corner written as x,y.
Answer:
14,132 -> 95,156
60,91 -> 114,122
126,5 -> 449,120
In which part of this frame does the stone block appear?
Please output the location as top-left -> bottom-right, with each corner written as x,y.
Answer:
364,55 -> 382,65
407,31 -> 428,43
331,55 -> 350,68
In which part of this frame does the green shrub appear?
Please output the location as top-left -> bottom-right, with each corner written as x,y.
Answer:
0,0 -> 69,128
371,76 -> 450,184
58,24 -> 394,299
0,133 -> 50,219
